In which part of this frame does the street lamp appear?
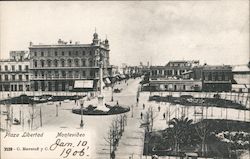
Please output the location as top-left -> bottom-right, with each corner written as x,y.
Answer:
111,83 -> 114,102
80,99 -> 84,128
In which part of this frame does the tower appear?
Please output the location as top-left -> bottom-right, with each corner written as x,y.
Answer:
92,29 -> 99,45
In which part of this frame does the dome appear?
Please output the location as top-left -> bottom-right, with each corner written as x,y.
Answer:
93,32 -> 98,39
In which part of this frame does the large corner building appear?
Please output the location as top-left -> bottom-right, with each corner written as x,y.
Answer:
29,32 -> 112,91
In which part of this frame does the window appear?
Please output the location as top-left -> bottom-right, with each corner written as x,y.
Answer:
82,71 -> 86,77
19,85 -> 23,91
225,75 -> 229,81
5,65 -> 8,71
41,71 -> 44,78
55,51 -> 58,56
90,70 -> 94,77
12,65 -> 15,71
41,60 -> 45,67
69,71 -> 73,78
69,51 -> 72,56
61,59 -> 65,67
47,71 -> 51,78
35,71 -> 38,78
41,52 -> 44,57
19,65 -> 22,71
62,71 -> 66,78
55,71 -> 59,78
89,60 -> 93,67
75,51 -> 78,56
62,51 -> 64,56
75,71 -> 79,78
0,75 -> 1,81
74,59 -> 79,67
12,75 -> 15,81
67,59 -> 72,67
54,60 -> 58,67
34,52 -> 37,56
81,59 -> 86,66
82,51 -> 85,56
5,75 -> 8,81
25,65 -> 29,70
204,72 -> 209,81
19,75 -> 22,80
34,60 -> 38,67
47,60 -> 51,67
0,65 -> 2,71
26,75 -> 29,80
212,72 -> 216,81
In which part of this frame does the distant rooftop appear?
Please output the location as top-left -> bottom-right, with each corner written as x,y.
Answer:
29,43 -> 92,49
232,65 -> 250,72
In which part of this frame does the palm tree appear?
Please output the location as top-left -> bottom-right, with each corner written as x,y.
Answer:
169,116 -> 193,153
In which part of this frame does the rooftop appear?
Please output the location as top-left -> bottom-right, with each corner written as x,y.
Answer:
232,65 -> 250,72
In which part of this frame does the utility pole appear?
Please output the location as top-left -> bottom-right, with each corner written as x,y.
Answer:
31,103 -> 34,130
131,105 -> 134,118
56,104 -> 58,117
40,104 -> 42,127
80,101 -> 84,128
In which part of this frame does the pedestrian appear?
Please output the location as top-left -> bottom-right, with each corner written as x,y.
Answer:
59,101 -> 61,107
158,106 -> 161,112
143,104 -> 145,110
140,112 -> 143,119
163,113 -> 166,119
27,119 -> 31,130
116,100 -> 119,106
136,97 -> 139,103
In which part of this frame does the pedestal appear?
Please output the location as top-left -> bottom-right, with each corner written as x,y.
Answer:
97,95 -> 109,111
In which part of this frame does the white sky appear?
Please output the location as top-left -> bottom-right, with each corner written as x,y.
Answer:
0,1 -> 249,66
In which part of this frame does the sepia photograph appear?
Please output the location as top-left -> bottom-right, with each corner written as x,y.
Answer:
0,1 -> 249,159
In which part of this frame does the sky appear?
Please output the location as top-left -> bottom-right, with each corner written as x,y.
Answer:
0,1 -> 249,66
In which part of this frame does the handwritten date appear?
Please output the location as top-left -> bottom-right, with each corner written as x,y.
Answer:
50,139 -> 89,158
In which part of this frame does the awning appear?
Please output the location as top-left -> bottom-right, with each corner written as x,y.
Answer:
74,80 -> 94,88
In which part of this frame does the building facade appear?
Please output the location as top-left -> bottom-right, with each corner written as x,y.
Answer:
0,51 -> 30,91
150,60 -> 199,78
29,32 -> 112,91
148,78 -> 202,92
191,65 -> 233,92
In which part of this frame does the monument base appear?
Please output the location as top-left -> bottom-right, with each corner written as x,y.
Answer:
97,95 -> 109,111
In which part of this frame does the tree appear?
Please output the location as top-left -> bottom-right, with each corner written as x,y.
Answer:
195,120 -> 210,156
169,116 -> 193,153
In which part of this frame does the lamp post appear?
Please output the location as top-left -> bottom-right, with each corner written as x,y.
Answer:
111,83 -> 114,102
80,99 -> 84,128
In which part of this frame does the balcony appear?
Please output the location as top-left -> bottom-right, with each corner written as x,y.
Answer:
31,75 -> 97,80
29,66 -> 99,70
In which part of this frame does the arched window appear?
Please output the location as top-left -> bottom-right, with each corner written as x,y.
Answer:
81,59 -> 86,67
74,59 -> 79,67
89,59 -> 93,67
54,59 -> 58,67
61,59 -> 65,67
34,60 -> 38,68
67,59 -> 72,67
47,60 -> 51,67
41,60 -> 45,67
